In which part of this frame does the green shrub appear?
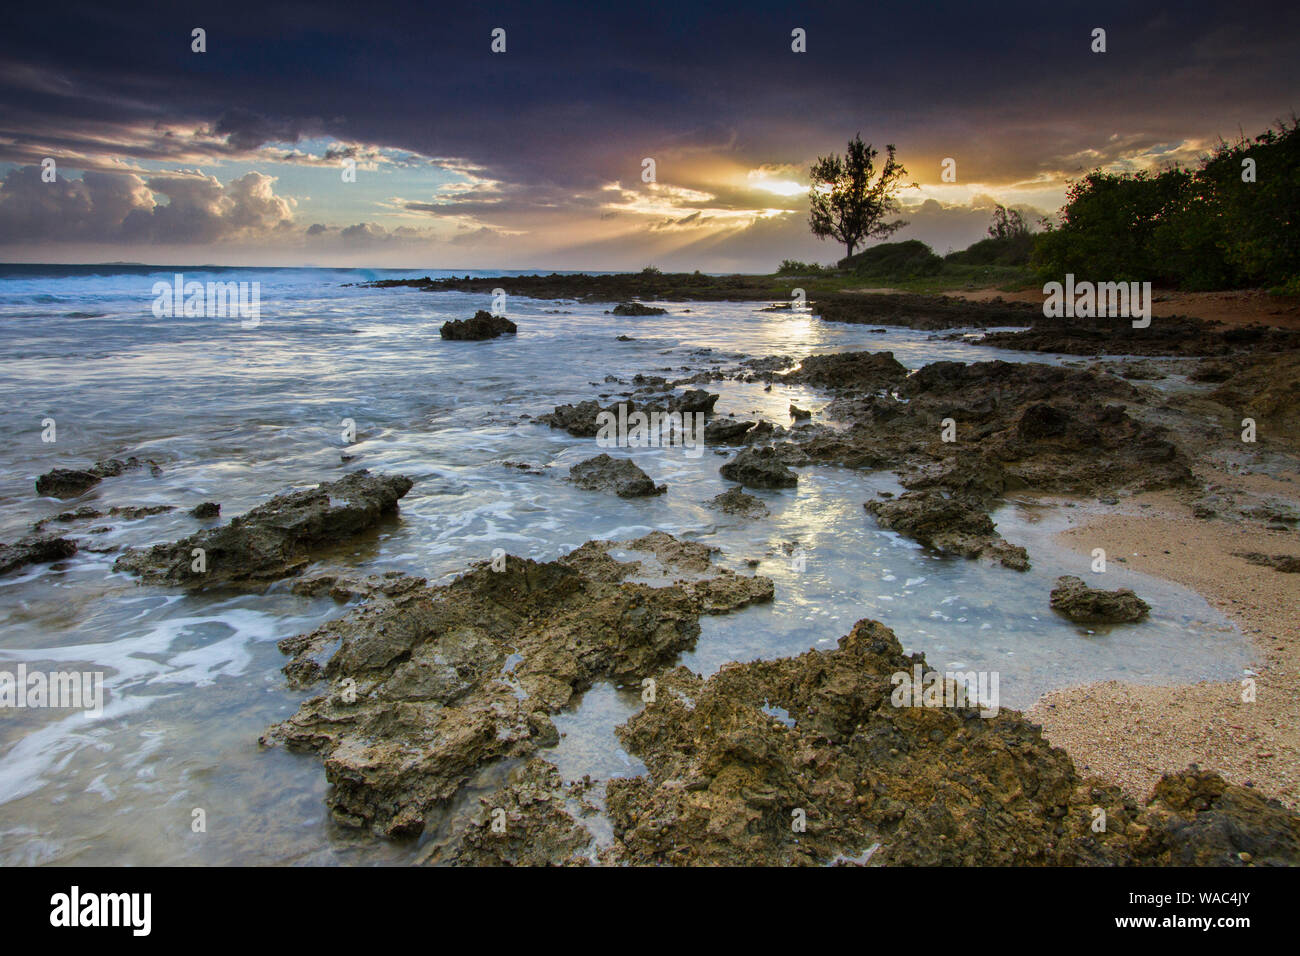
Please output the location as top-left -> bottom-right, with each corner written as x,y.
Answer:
1032,120 -> 1299,289
837,239 -> 943,278
775,259 -> 830,275
946,232 -> 1035,267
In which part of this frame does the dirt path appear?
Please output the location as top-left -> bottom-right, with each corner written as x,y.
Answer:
950,287 -> 1300,331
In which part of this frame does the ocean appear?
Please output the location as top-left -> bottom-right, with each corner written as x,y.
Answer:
0,265 -> 1250,863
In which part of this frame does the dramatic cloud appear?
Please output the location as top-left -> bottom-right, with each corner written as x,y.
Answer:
0,167 -> 295,243
0,0 -> 1295,267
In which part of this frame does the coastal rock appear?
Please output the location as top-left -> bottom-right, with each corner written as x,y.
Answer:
367,272 -> 778,304
540,390 -> 719,438
112,470 -> 414,588
35,457 -> 161,498
980,316 -> 1300,358
1127,768 -> 1300,866
612,302 -> 667,316
1233,551 -> 1300,573
720,446 -> 798,488
290,570 -> 428,601
703,418 -> 756,445
671,388 -> 719,415
109,504 -> 174,520
771,441 -> 811,466
781,350 -> 908,391
602,617 -> 1300,866
1208,349 -> 1300,449
539,399 -> 604,436
569,454 -> 664,497
900,452 -> 1012,503
0,534 -> 78,576
1049,575 -> 1150,623
865,491 -> 1029,570
744,421 -> 778,444
793,358 -> 1192,499
35,468 -> 101,498
439,758 -> 593,866
790,404 -> 811,420
32,506 -> 103,531
262,536 -> 774,837
813,291 -> 1039,330
190,501 -> 221,519
440,310 -> 517,340
707,486 -> 769,517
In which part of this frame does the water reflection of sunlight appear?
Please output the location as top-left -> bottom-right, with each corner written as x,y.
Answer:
0,274 -> 1253,864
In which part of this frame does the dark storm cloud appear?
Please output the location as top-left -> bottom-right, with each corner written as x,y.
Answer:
0,0 -> 1296,258
210,108 -> 313,151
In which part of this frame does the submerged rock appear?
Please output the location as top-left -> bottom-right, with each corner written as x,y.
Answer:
569,454 -> 664,497
32,506 -> 103,531
1049,575 -> 1150,623
261,536 -> 774,837
440,310 -> 517,340
112,470 -> 414,589
719,446 -> 798,489
0,534 -> 77,576
612,302 -> 667,316
108,504 -> 174,520
865,491 -> 1029,570
707,486 -> 769,517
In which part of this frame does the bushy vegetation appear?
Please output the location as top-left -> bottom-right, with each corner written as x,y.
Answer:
776,259 -> 833,275
773,234 -> 1036,292
1033,120 -> 1300,291
838,239 -> 942,277
946,205 -> 1037,266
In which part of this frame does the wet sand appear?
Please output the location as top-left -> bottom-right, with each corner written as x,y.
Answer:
1029,465 -> 1300,809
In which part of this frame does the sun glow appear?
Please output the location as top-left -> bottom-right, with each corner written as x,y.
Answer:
755,179 -> 805,197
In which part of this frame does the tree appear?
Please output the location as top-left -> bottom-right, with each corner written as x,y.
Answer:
808,135 -> 911,258
987,204 -> 1030,239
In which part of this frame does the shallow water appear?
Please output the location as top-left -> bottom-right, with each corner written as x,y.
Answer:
0,267 -> 1254,864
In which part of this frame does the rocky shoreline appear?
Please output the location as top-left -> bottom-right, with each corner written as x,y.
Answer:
12,283 -> 1300,865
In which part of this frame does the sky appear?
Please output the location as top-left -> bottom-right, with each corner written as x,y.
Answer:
0,0 -> 1296,272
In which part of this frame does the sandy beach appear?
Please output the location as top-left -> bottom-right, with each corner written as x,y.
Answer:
1031,463 -> 1300,808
